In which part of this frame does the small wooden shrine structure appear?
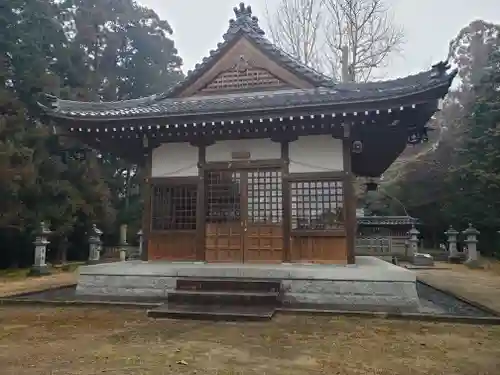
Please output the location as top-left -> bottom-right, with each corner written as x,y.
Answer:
39,3 -> 456,265
356,214 -> 418,257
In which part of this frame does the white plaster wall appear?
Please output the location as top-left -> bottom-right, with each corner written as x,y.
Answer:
151,142 -> 198,177
289,135 -> 343,173
206,139 -> 280,162
151,136 -> 342,177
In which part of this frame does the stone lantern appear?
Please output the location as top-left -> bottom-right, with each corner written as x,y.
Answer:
29,221 -> 52,276
408,224 -> 434,266
408,225 -> 420,256
88,224 -> 103,264
463,224 -> 482,268
445,226 -> 460,263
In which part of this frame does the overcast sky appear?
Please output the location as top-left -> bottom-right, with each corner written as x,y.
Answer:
140,0 -> 500,79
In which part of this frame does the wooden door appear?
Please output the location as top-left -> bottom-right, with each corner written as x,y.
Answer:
205,171 -> 243,262
243,169 -> 284,263
205,168 -> 284,263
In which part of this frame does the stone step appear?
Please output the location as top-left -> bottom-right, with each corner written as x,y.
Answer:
167,290 -> 280,306
147,303 -> 276,321
176,278 -> 281,293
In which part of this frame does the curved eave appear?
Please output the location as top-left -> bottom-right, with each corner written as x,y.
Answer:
39,72 -> 456,125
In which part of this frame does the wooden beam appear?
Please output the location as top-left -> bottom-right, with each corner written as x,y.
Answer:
342,123 -> 356,265
204,159 -> 285,170
196,144 -> 207,261
281,140 -> 291,263
141,152 -> 152,261
285,171 -> 344,181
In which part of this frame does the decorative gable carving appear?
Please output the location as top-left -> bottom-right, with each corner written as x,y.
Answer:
199,55 -> 287,94
177,38 -> 314,98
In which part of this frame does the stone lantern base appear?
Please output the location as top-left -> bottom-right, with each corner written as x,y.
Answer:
465,258 -> 484,269
28,265 -> 51,277
411,253 -> 434,267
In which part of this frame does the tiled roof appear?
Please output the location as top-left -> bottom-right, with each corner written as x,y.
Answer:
38,3 -> 457,121
41,3 -> 334,114
41,66 -> 456,120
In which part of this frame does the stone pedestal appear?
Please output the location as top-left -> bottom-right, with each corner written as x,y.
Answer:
463,224 -> 482,269
119,224 -> 128,245
119,224 -> 129,261
29,222 -> 52,277
87,224 -> 103,265
445,226 -> 461,263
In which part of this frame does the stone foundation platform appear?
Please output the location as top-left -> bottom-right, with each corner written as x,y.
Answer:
76,256 -> 420,312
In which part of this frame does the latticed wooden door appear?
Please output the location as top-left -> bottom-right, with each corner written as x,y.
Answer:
244,169 -> 284,263
205,168 -> 284,263
205,171 -> 243,262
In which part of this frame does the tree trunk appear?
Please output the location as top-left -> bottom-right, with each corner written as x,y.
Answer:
56,237 -> 69,264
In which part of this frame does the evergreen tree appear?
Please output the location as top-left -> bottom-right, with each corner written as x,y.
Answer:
447,42 -> 500,227
0,0 -> 184,266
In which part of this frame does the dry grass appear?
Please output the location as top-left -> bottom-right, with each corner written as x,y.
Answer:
0,263 -> 82,281
0,306 -> 499,375
0,272 -> 77,297
417,261 -> 500,314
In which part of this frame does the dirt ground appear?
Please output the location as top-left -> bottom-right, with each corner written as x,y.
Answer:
417,261 -> 500,314
0,306 -> 499,375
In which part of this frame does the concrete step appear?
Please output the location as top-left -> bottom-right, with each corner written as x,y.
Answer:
176,278 -> 281,293
167,290 -> 280,306
147,303 -> 276,321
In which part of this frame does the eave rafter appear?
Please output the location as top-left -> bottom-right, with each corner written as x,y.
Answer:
48,104 -> 434,176
54,102 -> 431,146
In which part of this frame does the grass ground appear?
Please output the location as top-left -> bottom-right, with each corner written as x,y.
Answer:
0,306 -> 499,375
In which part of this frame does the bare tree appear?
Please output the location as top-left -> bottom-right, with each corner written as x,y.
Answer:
264,0 -> 324,70
323,0 -> 404,82
265,0 -> 404,82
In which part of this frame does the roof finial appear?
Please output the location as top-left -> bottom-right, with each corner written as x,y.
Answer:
225,3 -> 264,40
234,3 -> 252,18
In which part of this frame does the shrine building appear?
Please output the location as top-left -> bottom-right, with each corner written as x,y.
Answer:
40,3 -> 456,266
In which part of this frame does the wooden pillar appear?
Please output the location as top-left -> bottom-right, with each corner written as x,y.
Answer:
195,143 -> 207,261
342,124 -> 356,264
281,141 -> 291,262
141,151 -> 152,261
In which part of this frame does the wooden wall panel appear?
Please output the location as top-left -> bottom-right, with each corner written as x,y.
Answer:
245,224 -> 283,263
205,222 -> 243,262
148,231 -> 196,261
290,236 -> 348,264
